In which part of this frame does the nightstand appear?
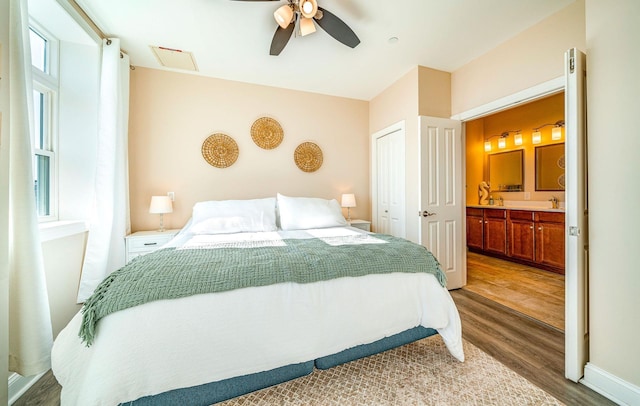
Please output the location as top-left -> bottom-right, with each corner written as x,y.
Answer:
125,229 -> 180,263
348,219 -> 371,232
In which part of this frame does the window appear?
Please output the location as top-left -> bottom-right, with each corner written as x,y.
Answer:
29,25 -> 58,220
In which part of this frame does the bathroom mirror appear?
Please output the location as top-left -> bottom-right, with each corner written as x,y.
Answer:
488,150 -> 524,192
535,143 -> 565,191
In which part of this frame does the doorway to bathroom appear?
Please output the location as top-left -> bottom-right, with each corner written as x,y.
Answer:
462,92 -> 566,332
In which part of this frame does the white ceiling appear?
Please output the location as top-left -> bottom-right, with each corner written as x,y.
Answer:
73,0 -> 574,101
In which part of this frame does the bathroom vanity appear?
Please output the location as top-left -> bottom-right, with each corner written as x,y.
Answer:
466,206 -> 565,274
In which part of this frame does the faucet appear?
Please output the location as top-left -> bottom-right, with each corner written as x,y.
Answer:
549,196 -> 559,209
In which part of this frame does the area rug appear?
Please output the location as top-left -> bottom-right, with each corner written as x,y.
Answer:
220,336 -> 563,405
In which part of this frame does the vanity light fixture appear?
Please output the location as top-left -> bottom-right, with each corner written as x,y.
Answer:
533,120 -> 565,143
484,130 -> 520,152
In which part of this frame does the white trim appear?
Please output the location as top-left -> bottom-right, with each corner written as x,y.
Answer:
582,363 -> 640,406
451,76 -> 565,122
39,220 -> 88,242
8,371 -> 46,405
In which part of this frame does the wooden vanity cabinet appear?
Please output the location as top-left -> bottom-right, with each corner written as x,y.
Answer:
508,210 -> 535,262
534,212 -> 565,272
467,207 -> 565,274
483,209 -> 507,255
466,208 -> 484,250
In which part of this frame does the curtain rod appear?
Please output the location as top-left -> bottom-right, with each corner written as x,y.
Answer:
55,0 -> 105,41
56,0 -> 132,66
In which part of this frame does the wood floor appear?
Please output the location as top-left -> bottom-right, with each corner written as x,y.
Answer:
465,251 -> 565,330
451,289 -> 612,405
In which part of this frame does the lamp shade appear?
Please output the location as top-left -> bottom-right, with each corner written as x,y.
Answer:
514,132 -> 523,146
532,130 -> 542,144
552,126 -> 562,140
341,193 -> 356,208
299,0 -> 318,18
299,17 -> 316,36
274,5 -> 294,29
149,196 -> 173,214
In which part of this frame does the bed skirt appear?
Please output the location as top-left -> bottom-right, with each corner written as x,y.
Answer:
124,326 -> 438,405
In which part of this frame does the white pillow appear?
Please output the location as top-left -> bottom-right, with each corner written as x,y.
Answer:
277,193 -> 347,231
190,198 -> 277,234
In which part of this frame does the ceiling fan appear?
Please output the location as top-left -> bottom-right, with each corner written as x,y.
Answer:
233,0 -> 360,56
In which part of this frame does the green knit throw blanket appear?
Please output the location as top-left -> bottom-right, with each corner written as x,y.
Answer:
79,234 -> 445,346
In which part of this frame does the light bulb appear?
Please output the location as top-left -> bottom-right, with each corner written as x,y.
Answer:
302,1 -> 313,14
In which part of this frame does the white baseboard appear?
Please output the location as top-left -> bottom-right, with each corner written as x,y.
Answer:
581,362 -> 640,406
8,371 -> 46,405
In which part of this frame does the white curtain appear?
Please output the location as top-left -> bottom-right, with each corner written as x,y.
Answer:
77,39 -> 131,303
7,0 -> 54,376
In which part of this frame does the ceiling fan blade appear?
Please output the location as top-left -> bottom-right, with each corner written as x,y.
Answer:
315,7 -> 360,48
270,23 -> 295,56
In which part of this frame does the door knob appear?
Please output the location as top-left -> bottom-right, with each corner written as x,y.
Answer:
421,210 -> 436,217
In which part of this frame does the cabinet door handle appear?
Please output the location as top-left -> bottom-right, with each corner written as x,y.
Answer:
144,242 -> 158,246
538,227 -> 542,231
529,226 -> 533,229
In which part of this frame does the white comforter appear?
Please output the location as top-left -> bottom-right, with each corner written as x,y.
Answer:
52,227 -> 464,406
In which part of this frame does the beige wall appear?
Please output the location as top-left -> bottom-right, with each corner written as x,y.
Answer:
418,66 -> 451,118
465,93 -> 566,205
451,0 -> 585,116
584,0 -> 640,389
129,68 -> 370,232
369,66 -> 452,242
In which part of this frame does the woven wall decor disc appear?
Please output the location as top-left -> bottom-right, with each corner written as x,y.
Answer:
251,117 -> 284,149
294,142 -> 323,173
201,133 -> 239,168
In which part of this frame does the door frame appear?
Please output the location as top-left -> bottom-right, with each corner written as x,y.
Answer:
451,76 -> 583,378
370,121 -> 406,236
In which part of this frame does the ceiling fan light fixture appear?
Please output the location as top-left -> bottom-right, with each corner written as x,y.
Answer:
300,0 -> 318,18
299,17 -> 316,36
274,5 -> 294,29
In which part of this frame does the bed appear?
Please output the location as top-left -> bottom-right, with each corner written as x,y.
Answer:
51,194 -> 464,405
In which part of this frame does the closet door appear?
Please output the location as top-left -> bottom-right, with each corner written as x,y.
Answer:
373,123 -> 405,238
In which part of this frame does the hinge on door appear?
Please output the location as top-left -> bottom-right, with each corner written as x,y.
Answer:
569,226 -> 580,236
569,48 -> 575,74
570,57 -> 575,74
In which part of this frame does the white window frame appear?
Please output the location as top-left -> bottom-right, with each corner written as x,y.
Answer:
29,22 -> 59,222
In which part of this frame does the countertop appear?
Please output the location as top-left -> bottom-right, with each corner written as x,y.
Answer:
467,204 -> 565,213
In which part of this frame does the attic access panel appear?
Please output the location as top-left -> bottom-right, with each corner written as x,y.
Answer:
150,46 -> 198,71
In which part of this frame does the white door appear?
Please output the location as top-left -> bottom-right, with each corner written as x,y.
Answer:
418,116 -> 465,289
373,122 -> 406,238
564,48 -> 588,382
